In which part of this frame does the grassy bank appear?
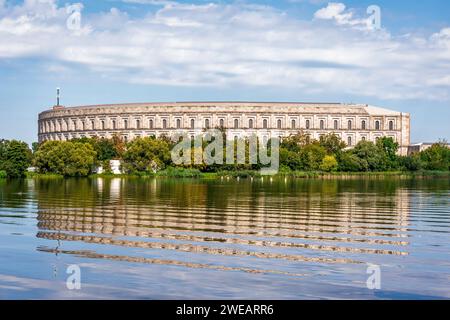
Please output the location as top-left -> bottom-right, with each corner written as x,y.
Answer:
88,168 -> 450,179
18,167 -> 450,180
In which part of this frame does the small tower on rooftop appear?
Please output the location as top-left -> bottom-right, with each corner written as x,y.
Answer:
53,87 -> 65,110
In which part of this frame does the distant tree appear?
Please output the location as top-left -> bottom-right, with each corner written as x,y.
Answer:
0,139 -> 7,164
352,140 -> 387,171
93,137 -> 119,162
420,143 -> 450,171
376,137 -> 399,169
34,141 -> 96,176
111,135 -> 126,159
122,137 -> 171,173
280,148 -> 302,170
319,134 -> 346,155
298,143 -> 327,171
0,140 -> 32,177
281,131 -> 311,153
338,152 -> 363,172
398,155 -> 422,171
31,142 -> 40,154
320,155 -> 338,172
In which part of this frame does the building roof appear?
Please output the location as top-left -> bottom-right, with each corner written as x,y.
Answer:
41,102 -> 404,117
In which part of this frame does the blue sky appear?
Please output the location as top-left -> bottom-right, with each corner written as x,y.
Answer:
0,0 -> 449,144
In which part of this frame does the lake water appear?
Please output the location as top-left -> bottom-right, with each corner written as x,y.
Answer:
0,177 -> 449,299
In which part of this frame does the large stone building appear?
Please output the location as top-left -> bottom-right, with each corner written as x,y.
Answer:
38,102 -> 411,155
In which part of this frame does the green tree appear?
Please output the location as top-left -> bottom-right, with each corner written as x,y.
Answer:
298,143 -> 326,170
420,143 -> 450,171
93,137 -> 119,162
0,140 -> 32,177
352,140 -> 387,171
281,131 -> 311,153
338,151 -> 363,172
398,155 -> 422,171
320,155 -> 338,172
319,134 -> 346,155
123,137 -> 171,173
32,142 -> 40,154
280,148 -> 302,170
34,141 -> 96,177
376,137 -> 399,169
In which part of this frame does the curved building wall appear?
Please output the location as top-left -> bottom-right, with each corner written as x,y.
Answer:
38,102 -> 410,155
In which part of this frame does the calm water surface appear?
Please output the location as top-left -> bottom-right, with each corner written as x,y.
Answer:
0,177 -> 449,299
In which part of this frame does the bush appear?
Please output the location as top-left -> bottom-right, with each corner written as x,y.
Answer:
420,143 -> 450,171
319,133 -> 346,155
280,148 -> 302,170
160,167 -> 201,178
298,144 -> 326,170
320,155 -> 338,172
338,152 -> 363,172
352,140 -> 388,171
0,140 -> 32,177
0,170 -> 6,178
398,155 -> 422,171
34,141 -> 97,177
122,137 -> 171,173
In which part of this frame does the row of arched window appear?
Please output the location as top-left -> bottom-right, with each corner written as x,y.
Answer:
40,118 -> 395,133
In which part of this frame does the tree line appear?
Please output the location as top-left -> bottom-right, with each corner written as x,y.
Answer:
0,133 -> 449,177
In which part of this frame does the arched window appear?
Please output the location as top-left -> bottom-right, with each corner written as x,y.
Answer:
162,119 -> 167,129
124,119 -> 128,129
205,119 -> 210,129
291,119 -> 296,129
91,120 -> 95,130
234,119 -> 239,129
263,119 -> 268,129
362,136 -> 366,141
362,120 -> 366,130
320,120 -> 325,130
375,120 -> 380,130
334,120 -> 338,130
277,119 -> 282,129
306,119 -> 310,129
72,120 -> 76,131
219,119 -> 224,128
82,121 -> 86,130
149,119 -> 154,129
389,121 -> 394,131
190,119 -> 195,129
348,120 -> 352,130
177,119 -> 181,129
348,136 -> 352,146
101,120 -> 105,130
249,119 -> 254,129
123,136 -> 128,143
136,119 -> 141,129
112,120 -> 116,130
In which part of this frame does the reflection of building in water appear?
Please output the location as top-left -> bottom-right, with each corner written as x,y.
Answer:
35,179 -> 411,262
109,178 -> 121,200
395,188 -> 410,230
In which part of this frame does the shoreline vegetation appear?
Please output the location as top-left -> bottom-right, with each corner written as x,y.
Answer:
1,132 -> 449,179
21,168 -> 450,180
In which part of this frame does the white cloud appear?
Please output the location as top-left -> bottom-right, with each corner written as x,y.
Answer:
0,0 -> 449,101
314,2 -> 368,28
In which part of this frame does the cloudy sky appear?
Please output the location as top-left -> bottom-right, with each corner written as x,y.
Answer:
0,0 -> 449,144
